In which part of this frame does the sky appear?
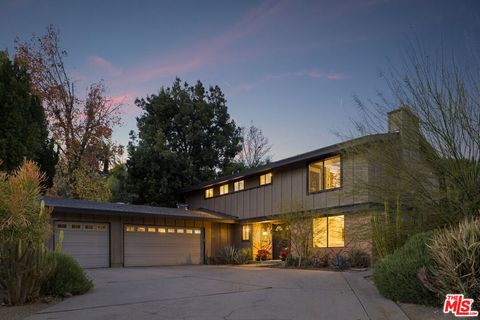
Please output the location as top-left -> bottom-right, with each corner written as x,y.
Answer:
1,0 -> 479,161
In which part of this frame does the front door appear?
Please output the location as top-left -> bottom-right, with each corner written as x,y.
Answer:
272,224 -> 289,260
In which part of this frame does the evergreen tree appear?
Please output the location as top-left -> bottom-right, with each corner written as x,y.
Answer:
0,51 -> 57,186
127,78 -> 242,206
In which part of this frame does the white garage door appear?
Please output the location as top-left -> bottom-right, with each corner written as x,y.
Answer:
124,225 -> 203,267
54,221 -> 110,268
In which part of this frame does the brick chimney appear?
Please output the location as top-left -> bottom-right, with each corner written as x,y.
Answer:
387,106 -> 420,135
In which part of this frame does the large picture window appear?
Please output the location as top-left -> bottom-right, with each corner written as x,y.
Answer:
308,155 -> 341,192
312,215 -> 345,248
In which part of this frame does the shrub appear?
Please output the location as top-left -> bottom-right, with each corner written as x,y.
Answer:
428,217 -> 480,308
349,249 -> 370,268
307,252 -> 330,268
285,253 -> 299,267
0,241 -> 55,305
41,252 -> 93,296
239,248 -> 252,264
373,231 -> 439,306
255,248 -> 270,261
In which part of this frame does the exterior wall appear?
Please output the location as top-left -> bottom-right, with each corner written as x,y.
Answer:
183,152 -> 372,219
50,211 -> 232,267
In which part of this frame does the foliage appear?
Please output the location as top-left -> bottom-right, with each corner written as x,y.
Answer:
236,123 -> 272,169
348,41 -> 480,226
255,248 -> 270,261
0,51 -> 57,187
348,249 -> 370,268
427,217 -> 480,307
373,231 -> 439,306
219,245 -> 250,264
49,160 -> 111,201
15,25 -> 122,196
107,163 -> 130,202
41,252 -> 93,296
0,241 -> 56,305
127,78 -> 242,206
307,251 -> 330,268
285,253 -> 299,267
372,197 -> 425,259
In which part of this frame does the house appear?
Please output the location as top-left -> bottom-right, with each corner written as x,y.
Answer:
45,107 -> 418,267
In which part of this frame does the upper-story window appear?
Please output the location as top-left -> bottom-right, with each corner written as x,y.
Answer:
205,188 -> 214,199
234,180 -> 244,192
259,172 -> 272,186
308,155 -> 341,193
219,184 -> 229,195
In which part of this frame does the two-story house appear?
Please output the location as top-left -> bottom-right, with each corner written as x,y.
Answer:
44,107 -> 417,268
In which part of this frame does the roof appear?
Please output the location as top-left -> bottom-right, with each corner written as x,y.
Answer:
41,196 -> 236,222
179,133 -> 398,193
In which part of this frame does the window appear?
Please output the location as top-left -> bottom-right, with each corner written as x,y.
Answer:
148,227 -> 156,233
168,228 -> 176,233
186,229 -> 193,234
308,155 -> 341,193
71,224 -> 81,230
259,173 -> 272,185
137,226 -> 146,232
97,225 -> 107,231
242,225 -> 251,241
177,228 -> 184,233
126,226 -> 135,232
234,180 -> 244,192
219,184 -> 229,195
194,229 -> 201,234
84,224 -> 94,231
312,215 -> 345,248
205,188 -> 214,199
57,223 -> 67,229
158,228 -> 166,233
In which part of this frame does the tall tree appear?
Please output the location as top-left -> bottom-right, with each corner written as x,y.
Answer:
128,78 -> 242,206
237,123 -> 272,168
15,25 -> 121,199
0,51 -> 57,186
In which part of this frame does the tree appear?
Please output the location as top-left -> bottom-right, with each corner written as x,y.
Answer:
107,163 -> 129,203
127,78 -> 242,206
236,123 -> 272,169
348,41 -> 480,227
0,51 -> 57,186
15,25 -> 121,198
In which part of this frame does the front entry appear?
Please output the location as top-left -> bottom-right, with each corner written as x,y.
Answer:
272,224 -> 289,260
124,225 -> 203,267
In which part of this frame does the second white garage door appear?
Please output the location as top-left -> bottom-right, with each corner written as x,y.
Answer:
124,225 -> 203,267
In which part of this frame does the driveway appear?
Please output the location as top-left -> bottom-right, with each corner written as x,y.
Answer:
27,266 -> 408,320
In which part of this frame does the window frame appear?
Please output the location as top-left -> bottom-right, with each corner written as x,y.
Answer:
259,172 -> 272,186
234,180 -> 245,192
219,183 -> 229,195
307,154 -> 342,194
204,188 -> 214,199
242,225 -> 251,241
312,215 -> 345,248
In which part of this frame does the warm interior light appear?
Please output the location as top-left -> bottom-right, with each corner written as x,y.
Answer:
262,230 -> 268,236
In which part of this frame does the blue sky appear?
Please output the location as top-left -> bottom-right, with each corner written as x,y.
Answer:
1,0 -> 479,160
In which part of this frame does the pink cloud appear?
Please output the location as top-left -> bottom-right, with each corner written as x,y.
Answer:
116,0 -> 290,85
88,55 -> 123,76
106,93 -> 141,115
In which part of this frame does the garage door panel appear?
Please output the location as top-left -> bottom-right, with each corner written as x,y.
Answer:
124,225 -> 202,267
55,222 -> 109,268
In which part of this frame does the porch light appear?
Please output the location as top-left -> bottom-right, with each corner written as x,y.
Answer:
262,230 -> 268,236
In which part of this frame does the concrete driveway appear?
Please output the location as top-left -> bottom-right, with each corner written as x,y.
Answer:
27,266 -> 408,320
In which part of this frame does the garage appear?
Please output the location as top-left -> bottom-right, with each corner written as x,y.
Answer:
54,221 -> 110,268
124,225 -> 203,267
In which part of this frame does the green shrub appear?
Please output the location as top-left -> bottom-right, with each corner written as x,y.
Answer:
41,253 -> 93,296
349,249 -> 370,268
0,241 -> 55,305
428,217 -> 480,308
239,248 -> 252,264
285,253 -> 299,267
219,245 -> 251,264
373,231 -> 439,306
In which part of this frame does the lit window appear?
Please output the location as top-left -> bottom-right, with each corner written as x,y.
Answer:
234,180 -> 244,192
148,227 -> 156,233
313,215 -> 344,248
84,224 -> 94,231
259,173 -> 272,185
308,155 -> 341,193
205,188 -> 214,198
168,228 -> 175,233
242,225 -> 250,241
97,225 -> 107,231
57,223 -> 67,229
137,227 -> 146,232
219,184 -> 229,195
186,229 -> 193,234
194,229 -> 201,234
177,228 -> 185,233
71,224 -> 81,230
158,228 -> 166,233
126,226 -> 135,232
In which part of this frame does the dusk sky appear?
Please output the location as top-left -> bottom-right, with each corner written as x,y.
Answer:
1,0 -> 479,160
